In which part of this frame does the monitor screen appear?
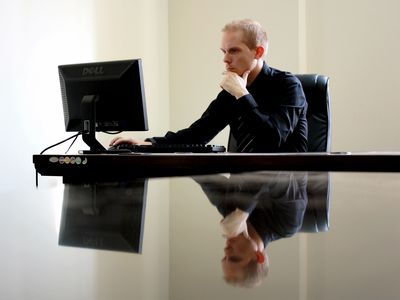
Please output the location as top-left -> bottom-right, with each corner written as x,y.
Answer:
58,59 -> 148,151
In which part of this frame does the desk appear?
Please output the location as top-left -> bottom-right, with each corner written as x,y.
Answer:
33,152 -> 400,180
12,153 -> 400,298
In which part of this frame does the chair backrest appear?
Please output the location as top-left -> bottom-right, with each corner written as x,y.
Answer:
227,74 -> 331,152
300,172 -> 331,233
295,76 -> 331,232
296,74 -> 331,152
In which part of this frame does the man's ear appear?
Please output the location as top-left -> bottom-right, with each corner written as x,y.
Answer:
254,46 -> 265,59
256,251 -> 265,264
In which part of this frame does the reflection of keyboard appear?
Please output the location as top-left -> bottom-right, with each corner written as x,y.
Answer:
109,143 -> 226,153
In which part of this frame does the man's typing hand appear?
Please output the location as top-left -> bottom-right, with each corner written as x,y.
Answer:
220,70 -> 250,99
109,136 -> 151,147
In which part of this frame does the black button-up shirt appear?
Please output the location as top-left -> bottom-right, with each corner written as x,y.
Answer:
147,62 -> 308,153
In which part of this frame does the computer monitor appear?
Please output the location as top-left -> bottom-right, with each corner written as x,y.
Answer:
59,179 -> 148,253
58,59 -> 148,152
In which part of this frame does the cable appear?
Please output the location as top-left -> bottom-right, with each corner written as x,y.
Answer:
36,131 -> 117,187
40,132 -> 81,155
65,133 -> 80,154
36,132 -> 82,188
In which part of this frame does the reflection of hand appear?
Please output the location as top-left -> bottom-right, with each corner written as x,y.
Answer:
109,136 -> 151,146
220,70 -> 250,99
221,208 -> 250,238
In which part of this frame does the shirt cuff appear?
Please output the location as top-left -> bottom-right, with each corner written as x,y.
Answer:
237,93 -> 258,111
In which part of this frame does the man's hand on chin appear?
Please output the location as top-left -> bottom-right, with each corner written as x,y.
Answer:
220,70 -> 250,99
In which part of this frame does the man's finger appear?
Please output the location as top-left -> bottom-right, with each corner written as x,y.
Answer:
109,136 -> 122,146
242,70 -> 250,81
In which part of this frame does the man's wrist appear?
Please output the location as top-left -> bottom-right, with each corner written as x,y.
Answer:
235,90 -> 249,100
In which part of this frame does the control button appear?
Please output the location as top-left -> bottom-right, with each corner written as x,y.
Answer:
49,157 -> 59,163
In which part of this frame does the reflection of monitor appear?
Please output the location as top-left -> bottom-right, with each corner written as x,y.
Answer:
59,180 -> 148,253
58,59 -> 148,152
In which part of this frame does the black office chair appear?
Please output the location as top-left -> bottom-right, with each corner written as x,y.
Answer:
300,172 -> 330,233
296,74 -> 331,152
227,74 -> 331,153
297,75 -> 331,232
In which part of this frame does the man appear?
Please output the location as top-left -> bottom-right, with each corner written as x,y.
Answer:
110,19 -> 308,152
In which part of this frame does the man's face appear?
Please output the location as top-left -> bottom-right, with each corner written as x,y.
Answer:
220,30 -> 257,76
221,234 -> 257,279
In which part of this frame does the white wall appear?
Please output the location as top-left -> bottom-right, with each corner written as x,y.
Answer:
0,1 -> 169,300
306,0 -> 400,151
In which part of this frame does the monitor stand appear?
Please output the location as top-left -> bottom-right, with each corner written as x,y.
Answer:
80,95 -> 107,154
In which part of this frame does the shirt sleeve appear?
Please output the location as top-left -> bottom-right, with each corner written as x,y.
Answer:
146,93 -> 235,144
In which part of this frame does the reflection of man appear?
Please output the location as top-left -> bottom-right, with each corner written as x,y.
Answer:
194,172 -> 308,287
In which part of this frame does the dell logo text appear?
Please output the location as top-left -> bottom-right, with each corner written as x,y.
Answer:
82,66 -> 104,76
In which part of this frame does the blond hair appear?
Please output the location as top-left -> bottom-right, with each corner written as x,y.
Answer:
222,19 -> 268,52
224,250 -> 269,288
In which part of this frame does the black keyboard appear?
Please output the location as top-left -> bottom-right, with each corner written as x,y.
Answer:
108,143 -> 226,153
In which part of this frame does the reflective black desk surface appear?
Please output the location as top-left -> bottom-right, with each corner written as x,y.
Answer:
18,153 -> 400,299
